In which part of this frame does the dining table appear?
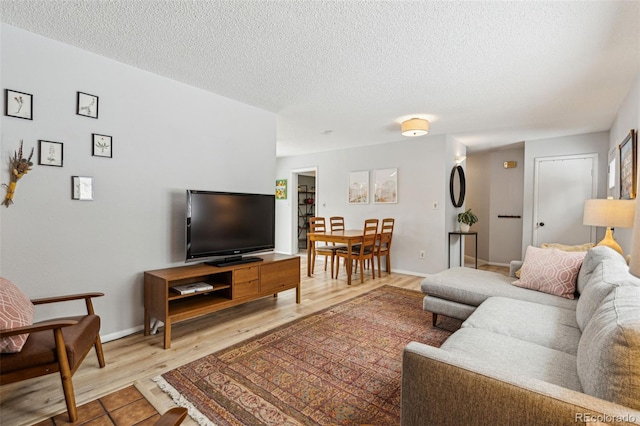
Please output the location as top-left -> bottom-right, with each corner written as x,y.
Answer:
307,229 -> 363,285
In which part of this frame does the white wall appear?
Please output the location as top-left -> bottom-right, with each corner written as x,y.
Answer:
0,25 -> 277,340
521,132 -> 610,255
465,152 -> 491,262
276,134 -> 457,275
466,147 -> 525,264
489,147 -> 525,264
609,72 -> 640,253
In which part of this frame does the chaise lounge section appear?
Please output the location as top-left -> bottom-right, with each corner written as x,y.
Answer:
402,246 -> 640,425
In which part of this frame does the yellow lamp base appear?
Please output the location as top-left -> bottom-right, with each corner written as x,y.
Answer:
596,227 -> 623,255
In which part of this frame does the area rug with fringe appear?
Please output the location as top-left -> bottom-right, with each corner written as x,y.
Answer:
153,285 -> 461,426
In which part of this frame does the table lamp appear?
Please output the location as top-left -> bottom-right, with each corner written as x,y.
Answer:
583,198 -> 635,255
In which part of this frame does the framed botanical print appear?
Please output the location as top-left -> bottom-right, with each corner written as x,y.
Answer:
5,89 -> 33,120
92,133 -> 112,158
72,176 -> 93,200
76,91 -> 99,118
619,129 -> 637,199
38,140 -> 63,167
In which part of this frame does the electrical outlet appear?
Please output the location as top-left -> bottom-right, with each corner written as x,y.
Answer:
419,250 -> 425,259
433,202 -> 438,209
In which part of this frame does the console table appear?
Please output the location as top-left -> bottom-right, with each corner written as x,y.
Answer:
144,254 -> 300,348
448,231 -> 478,269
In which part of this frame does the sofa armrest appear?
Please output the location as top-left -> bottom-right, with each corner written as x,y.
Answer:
509,260 -> 523,278
401,342 -> 640,426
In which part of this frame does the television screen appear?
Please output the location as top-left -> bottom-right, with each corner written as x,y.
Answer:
186,190 -> 275,265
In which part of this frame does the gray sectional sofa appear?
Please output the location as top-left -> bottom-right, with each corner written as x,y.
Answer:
401,246 -> 640,425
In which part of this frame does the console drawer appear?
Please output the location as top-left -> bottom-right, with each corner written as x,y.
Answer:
234,265 -> 259,283
234,279 -> 259,298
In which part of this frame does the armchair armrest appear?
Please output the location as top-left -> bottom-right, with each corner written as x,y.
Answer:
31,292 -> 104,315
401,342 -> 640,426
0,319 -> 78,338
31,292 -> 104,305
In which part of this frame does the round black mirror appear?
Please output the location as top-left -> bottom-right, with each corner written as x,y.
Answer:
449,165 -> 466,208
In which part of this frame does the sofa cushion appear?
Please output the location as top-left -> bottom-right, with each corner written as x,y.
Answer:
512,246 -> 585,299
462,297 -> 581,355
513,242 -> 594,278
576,246 -> 626,294
441,327 -> 582,392
576,260 -> 640,331
576,286 -> 640,410
0,277 -> 34,353
422,267 -> 577,310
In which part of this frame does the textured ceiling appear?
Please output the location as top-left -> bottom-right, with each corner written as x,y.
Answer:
1,1 -> 639,156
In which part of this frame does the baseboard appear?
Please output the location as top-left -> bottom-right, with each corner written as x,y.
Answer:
101,325 -> 144,343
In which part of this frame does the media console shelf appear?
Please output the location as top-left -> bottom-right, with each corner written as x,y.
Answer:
144,254 -> 300,349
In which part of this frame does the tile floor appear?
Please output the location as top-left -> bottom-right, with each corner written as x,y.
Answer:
33,385 -> 162,426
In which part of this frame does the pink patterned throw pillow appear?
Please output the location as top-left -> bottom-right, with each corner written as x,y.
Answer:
512,246 -> 586,299
0,277 -> 34,353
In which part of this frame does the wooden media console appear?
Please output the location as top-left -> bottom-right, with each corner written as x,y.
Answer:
144,254 -> 300,348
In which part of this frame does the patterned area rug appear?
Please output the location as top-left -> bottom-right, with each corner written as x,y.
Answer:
154,285 -> 461,425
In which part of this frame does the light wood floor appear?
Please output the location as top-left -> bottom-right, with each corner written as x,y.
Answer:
0,258 -> 507,426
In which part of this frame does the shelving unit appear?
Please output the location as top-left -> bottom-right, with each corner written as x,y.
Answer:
298,185 -> 315,249
144,254 -> 300,348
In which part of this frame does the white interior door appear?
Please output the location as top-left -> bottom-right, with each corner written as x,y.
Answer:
533,154 -> 597,246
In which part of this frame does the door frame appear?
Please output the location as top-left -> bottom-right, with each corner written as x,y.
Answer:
290,166 -> 319,255
532,153 -> 597,246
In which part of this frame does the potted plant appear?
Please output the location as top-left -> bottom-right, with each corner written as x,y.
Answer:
457,209 -> 478,233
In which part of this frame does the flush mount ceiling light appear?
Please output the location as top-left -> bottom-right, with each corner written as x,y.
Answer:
401,118 -> 429,137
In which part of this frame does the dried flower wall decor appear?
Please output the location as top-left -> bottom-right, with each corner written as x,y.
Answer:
2,140 -> 34,207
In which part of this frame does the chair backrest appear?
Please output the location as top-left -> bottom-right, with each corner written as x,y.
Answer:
330,216 -> 345,232
309,217 -> 326,233
379,218 -> 395,248
361,219 -> 379,253
154,407 -> 188,426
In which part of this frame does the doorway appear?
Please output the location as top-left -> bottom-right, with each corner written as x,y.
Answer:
291,168 -> 318,254
532,154 -> 597,246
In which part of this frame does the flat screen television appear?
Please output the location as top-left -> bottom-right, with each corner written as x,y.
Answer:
186,190 -> 275,266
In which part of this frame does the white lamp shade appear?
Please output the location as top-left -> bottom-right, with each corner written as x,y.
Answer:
583,199 -> 635,228
401,118 -> 429,137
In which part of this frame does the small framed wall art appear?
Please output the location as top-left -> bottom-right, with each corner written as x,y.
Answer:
374,168 -> 398,203
92,133 -> 112,158
619,129 -> 637,200
72,176 -> 93,201
38,140 -> 63,167
275,179 -> 287,199
348,171 -> 369,204
5,89 -> 33,120
76,91 -> 99,118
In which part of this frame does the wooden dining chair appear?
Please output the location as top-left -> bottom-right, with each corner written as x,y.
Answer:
335,219 -> 379,283
328,216 -> 348,276
309,217 -> 338,277
375,218 -> 395,276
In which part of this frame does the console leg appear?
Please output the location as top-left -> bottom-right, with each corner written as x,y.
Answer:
164,320 -> 172,349
432,313 -> 438,327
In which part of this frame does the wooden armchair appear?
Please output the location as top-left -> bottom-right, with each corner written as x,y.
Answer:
0,291 -> 106,422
